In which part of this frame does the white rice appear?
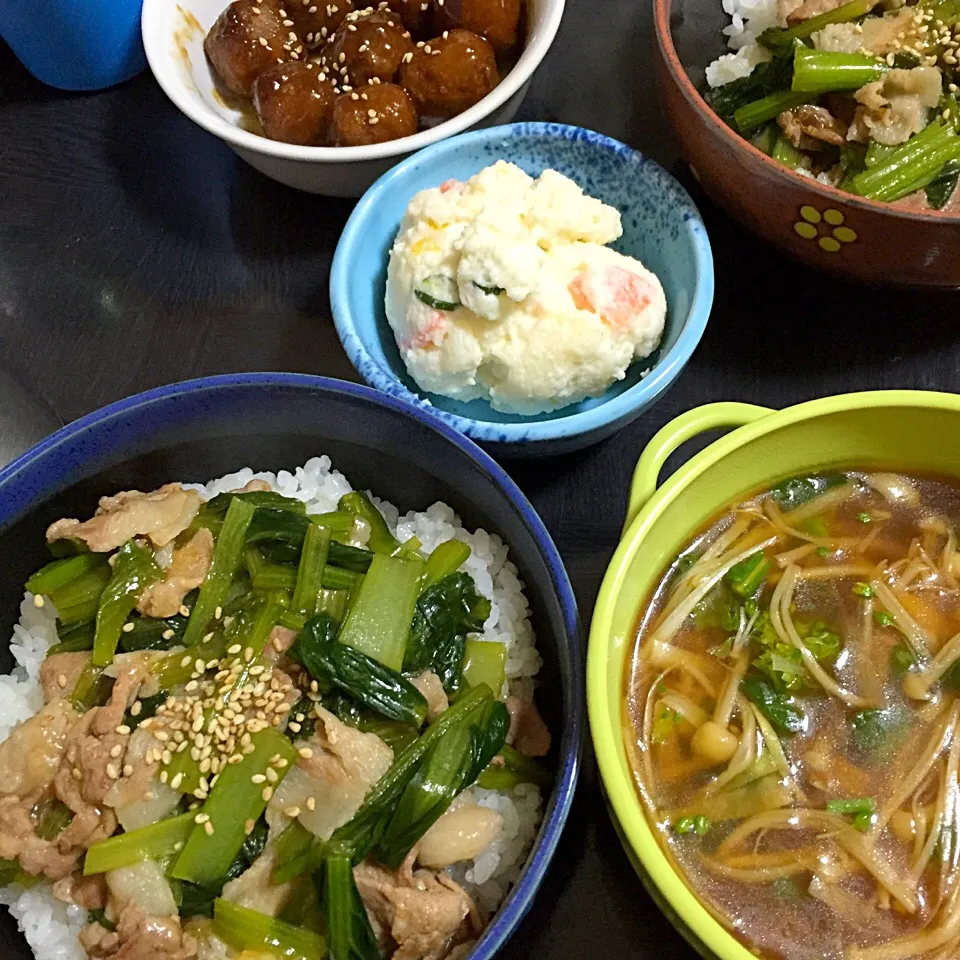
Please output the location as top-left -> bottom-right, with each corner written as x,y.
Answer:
705,0 -> 780,88
0,456 -> 544,956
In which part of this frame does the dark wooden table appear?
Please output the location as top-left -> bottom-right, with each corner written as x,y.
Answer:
2,1 -> 960,955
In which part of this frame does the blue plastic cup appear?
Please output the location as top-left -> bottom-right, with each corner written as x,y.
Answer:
0,0 -> 147,91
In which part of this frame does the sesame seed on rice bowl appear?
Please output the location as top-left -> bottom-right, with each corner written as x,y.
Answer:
0,455 -> 547,960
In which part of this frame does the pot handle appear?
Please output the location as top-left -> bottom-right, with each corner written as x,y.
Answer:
623,402 -> 773,534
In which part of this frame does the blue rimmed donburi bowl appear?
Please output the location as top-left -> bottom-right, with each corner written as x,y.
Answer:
330,122 -> 714,457
0,373 -> 582,960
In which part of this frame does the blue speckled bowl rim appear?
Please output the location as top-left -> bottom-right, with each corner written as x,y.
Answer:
0,372 -> 583,960
330,121 -> 715,446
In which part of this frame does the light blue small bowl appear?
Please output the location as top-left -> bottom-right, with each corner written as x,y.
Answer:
330,122 -> 714,457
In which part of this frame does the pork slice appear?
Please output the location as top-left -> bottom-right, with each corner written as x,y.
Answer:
79,903 -> 197,960
138,528 -> 213,619
506,696 -> 551,757
40,653 -> 91,704
267,707 -> 393,839
46,484 -> 203,552
0,698 -> 80,797
353,861 -> 479,960
220,839 -> 294,917
412,671 -> 449,720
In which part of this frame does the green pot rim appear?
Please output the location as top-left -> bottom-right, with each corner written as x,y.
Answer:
587,389 -> 960,960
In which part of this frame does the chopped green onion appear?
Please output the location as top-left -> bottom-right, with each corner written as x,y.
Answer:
293,615 -> 429,727
338,492 -> 401,555
927,158 -> 960,209
338,554 -> 424,672
92,540 -> 163,666
48,621 -> 96,655
374,695 -> 508,867
476,743 -> 551,791
422,539 -> 471,590
735,90 -> 811,132
152,630 -> 226,691
772,133 -> 808,170
852,582 -> 874,598
816,547 -> 830,558
70,660 -> 109,712
462,638 -> 507,695
291,523 -> 331,619
741,675 -> 806,735
726,552 -> 771,598
760,0 -> 878,47
751,121 -> 779,155
170,728 -> 296,886
865,140 -> 898,168
323,855 -> 380,960
827,796 -> 876,815
652,706 -> 684,744
323,685 -> 499,870
26,554 -> 104,597
673,815 -> 711,836
47,563 -> 112,625
182,498 -> 256,647
244,548 -> 297,591
827,796 -> 876,830
164,598 -> 284,794
875,611 -> 895,627
848,122 -> 960,202
792,47 -> 886,94
213,898 -> 326,960
890,643 -> 916,674
856,512 -> 872,523
311,511 -> 356,539
322,566 -> 359,591
84,813 -> 196,875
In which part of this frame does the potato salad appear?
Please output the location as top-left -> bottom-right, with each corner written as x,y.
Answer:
385,161 -> 667,415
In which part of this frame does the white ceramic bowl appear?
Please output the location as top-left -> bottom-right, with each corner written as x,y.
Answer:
141,0 -> 565,196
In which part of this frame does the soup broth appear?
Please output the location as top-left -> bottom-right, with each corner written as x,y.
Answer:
626,471 -> 960,960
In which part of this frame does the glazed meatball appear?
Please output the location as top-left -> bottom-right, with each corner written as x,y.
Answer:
253,61 -> 336,143
322,6 -> 415,89
399,28 -> 498,118
330,81 -> 418,144
435,0 -> 521,53
283,0 -> 354,48
204,0 -> 304,97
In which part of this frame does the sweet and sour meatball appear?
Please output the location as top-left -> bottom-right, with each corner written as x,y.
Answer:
204,0 -> 304,96
323,6 -> 415,89
435,0 -> 521,53
284,0 -> 354,48
399,27 -> 497,118
330,81 -> 418,144
252,61 -> 337,143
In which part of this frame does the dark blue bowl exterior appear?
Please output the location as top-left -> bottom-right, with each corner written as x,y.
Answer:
331,122 -> 714,455
0,373 -> 582,960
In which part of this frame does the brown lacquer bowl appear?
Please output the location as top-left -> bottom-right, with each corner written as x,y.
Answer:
653,0 -> 960,287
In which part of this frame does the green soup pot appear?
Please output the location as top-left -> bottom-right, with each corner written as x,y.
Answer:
587,390 -> 960,960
